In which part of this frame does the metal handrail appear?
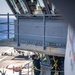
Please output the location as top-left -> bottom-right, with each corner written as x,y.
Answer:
0,13 -> 66,48
17,61 -> 64,75
0,13 -> 62,17
0,29 -> 14,33
0,22 -> 14,25
0,31 -> 66,39
23,67 -> 64,75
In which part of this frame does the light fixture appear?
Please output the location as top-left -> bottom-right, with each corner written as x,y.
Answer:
31,0 -> 34,2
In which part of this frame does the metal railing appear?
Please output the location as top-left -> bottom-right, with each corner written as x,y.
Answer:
0,61 -> 64,75
0,13 -> 15,40
0,13 -> 66,49
19,61 -> 64,75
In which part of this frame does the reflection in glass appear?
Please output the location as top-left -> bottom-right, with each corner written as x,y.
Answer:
18,0 -> 28,13
9,0 -> 20,14
33,0 -> 45,14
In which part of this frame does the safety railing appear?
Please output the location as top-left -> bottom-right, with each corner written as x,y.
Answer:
0,13 -> 15,40
0,60 -> 64,75
0,13 -> 67,49
18,61 -> 64,75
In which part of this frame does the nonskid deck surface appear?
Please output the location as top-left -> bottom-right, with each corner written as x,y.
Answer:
0,50 -> 32,75
0,46 -> 14,55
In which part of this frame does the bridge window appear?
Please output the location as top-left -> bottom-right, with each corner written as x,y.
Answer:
18,0 -> 28,13
33,0 -> 45,14
9,0 -> 20,14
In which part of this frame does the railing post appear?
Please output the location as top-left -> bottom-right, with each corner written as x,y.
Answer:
43,14 -> 46,50
17,13 -> 20,46
13,66 -> 14,74
7,13 -> 9,39
28,63 -> 29,75
19,70 -> 22,75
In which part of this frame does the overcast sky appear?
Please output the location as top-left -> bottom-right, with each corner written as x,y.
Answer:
0,0 -> 12,14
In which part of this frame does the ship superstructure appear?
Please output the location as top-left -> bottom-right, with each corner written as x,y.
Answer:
1,0 -> 73,75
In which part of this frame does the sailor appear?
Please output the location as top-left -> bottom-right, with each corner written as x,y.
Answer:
50,56 -> 61,75
32,55 -> 41,75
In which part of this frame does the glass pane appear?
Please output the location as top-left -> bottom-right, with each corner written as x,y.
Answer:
38,0 -> 45,7
33,0 -> 45,14
9,0 -> 20,14
19,0 -> 28,13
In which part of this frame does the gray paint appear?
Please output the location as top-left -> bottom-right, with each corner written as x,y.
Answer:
14,17 -> 68,48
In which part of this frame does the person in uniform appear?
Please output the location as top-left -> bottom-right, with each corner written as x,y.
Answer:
32,55 -> 41,75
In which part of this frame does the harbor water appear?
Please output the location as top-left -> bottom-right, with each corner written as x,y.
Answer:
0,18 -> 14,40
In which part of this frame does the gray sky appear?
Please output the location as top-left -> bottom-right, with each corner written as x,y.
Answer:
0,0 -> 12,14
